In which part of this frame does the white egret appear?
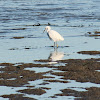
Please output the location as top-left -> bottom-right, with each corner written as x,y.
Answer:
43,26 -> 64,47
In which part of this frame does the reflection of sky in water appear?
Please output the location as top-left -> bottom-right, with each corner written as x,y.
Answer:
0,35 -> 99,63
25,67 -> 56,73
0,0 -> 100,63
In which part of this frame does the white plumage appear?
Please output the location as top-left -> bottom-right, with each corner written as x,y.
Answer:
44,26 -> 64,47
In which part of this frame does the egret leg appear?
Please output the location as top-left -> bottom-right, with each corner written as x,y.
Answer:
54,42 -> 55,47
56,42 -> 58,48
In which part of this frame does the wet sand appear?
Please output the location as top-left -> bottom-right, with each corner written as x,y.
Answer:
0,51 -> 100,99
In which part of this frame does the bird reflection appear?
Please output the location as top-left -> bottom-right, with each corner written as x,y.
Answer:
48,49 -> 64,64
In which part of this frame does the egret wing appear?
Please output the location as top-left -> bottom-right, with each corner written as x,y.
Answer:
48,30 -> 64,42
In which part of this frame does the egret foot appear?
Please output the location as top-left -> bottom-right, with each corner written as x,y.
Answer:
57,44 -> 58,48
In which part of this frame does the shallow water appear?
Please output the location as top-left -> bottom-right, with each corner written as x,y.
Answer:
0,0 -> 100,63
0,0 -> 100,99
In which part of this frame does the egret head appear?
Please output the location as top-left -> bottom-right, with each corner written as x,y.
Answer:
43,26 -> 51,33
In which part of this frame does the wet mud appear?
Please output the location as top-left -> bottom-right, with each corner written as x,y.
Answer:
86,31 -> 100,37
18,88 -> 46,95
52,58 -> 100,84
56,87 -> 100,100
24,23 -> 51,26
78,51 -> 100,55
11,36 -> 25,39
94,31 -> 100,34
0,63 -> 52,87
0,57 -> 100,99
45,45 -> 69,48
11,28 -> 26,30
2,94 -> 36,100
